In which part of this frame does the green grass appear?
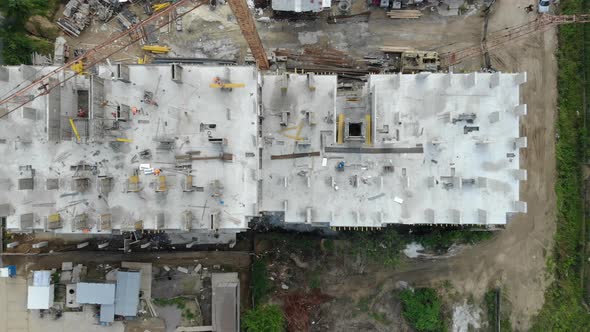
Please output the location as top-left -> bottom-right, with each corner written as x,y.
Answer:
153,297 -> 187,309
357,296 -> 371,312
530,0 -> 590,330
369,312 -> 391,325
484,290 -> 511,332
399,288 -> 446,332
251,258 -> 271,306
307,270 -> 321,290
242,304 -> 285,332
347,227 -> 405,267
413,229 -> 493,252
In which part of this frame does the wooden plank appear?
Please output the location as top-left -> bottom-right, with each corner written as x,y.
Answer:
271,152 -> 321,160
379,46 -> 416,53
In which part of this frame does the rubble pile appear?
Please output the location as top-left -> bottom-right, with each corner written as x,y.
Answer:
57,0 -> 123,37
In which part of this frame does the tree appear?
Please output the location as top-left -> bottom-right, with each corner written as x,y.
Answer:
242,304 -> 285,332
0,0 -> 47,30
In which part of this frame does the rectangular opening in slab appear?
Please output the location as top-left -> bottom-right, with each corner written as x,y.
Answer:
348,122 -> 362,137
77,90 -> 89,117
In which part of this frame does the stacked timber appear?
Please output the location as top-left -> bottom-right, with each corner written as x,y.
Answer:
386,10 -> 423,19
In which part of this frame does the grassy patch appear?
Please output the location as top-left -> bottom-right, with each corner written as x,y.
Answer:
531,0 -> 590,330
399,288 -> 446,332
369,312 -> 391,325
307,270 -> 321,290
242,304 -> 285,332
251,258 -> 271,306
347,227 -> 405,267
413,228 -> 493,253
357,296 -> 371,312
153,297 -> 187,309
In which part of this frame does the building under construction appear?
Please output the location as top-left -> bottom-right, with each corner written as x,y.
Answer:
0,64 -> 527,242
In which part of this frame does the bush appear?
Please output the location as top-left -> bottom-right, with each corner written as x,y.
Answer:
242,304 -> 285,332
413,229 -> 492,252
399,288 -> 445,332
348,227 -> 405,267
252,258 -> 270,306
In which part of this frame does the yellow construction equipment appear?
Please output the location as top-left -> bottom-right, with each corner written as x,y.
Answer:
209,83 -> 246,89
116,138 -> 133,143
70,61 -> 86,75
152,2 -> 171,11
279,120 -> 305,141
142,45 -> 171,54
337,114 -> 345,144
69,118 -> 81,143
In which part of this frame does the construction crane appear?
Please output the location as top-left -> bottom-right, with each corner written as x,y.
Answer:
0,0 -> 271,118
441,14 -> 590,67
227,0 -> 270,70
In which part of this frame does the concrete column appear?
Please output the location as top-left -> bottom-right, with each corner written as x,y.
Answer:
283,176 -> 288,188
478,177 -> 488,188
354,211 -> 360,224
450,209 -> 462,223
186,242 -> 197,249
488,111 -> 501,123
6,241 -> 19,248
464,72 -> 476,88
32,241 -> 48,248
513,169 -> 527,181
514,137 -> 527,149
0,67 -> 9,82
306,207 -> 312,223
513,104 -> 527,116
98,242 -> 109,249
141,242 -> 151,249
478,209 -> 488,224
283,200 -> 288,212
513,72 -> 527,85
416,72 -> 430,80
427,176 -> 436,188
391,73 -> 401,89
489,72 -> 500,88
514,201 -> 527,213
425,209 -> 435,223
77,242 -> 89,249
20,65 -> 37,80
442,73 -> 452,87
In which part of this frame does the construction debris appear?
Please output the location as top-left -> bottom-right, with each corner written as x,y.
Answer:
386,10 -> 423,19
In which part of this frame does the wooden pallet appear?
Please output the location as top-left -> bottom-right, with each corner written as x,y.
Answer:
386,10 -> 423,19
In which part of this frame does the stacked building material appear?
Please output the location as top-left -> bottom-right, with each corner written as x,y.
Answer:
386,10 -> 423,19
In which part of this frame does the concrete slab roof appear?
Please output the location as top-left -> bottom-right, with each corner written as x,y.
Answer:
0,65 -> 259,239
212,273 -> 239,332
259,72 -> 526,226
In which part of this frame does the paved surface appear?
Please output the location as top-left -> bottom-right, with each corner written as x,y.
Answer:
0,277 -> 29,332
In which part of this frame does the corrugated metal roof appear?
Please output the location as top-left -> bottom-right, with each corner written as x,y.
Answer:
212,273 -> 239,332
114,270 -> 141,316
100,304 -> 115,323
27,285 -> 54,309
76,282 -> 116,304
33,270 -> 51,286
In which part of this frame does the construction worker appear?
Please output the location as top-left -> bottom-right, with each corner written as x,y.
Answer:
154,168 -> 162,176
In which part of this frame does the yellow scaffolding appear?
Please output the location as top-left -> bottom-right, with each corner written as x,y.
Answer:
69,118 -> 81,143
209,83 -> 246,89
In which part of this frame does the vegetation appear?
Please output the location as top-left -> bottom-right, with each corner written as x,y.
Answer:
413,228 -> 493,253
153,297 -> 187,309
252,258 -> 271,306
531,0 -> 590,330
307,270 -> 321,290
242,304 -> 286,332
348,227 -> 405,267
0,0 -> 58,65
484,290 -> 511,332
399,288 -> 445,332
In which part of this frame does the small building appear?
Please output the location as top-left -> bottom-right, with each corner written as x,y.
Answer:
0,265 -> 16,278
76,282 -> 116,304
114,270 -> 141,317
27,270 -> 54,310
272,0 -> 331,12
212,273 -> 240,332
